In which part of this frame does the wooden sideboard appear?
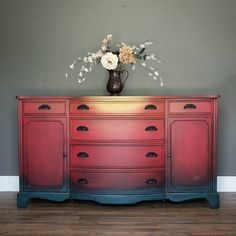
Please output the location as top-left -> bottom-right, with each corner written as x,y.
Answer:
17,96 -> 219,208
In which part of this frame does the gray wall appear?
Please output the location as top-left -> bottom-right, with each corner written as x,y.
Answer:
0,0 -> 236,176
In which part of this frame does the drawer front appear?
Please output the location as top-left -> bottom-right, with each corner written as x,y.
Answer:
71,145 -> 164,168
70,101 -> 164,115
71,169 -> 164,192
23,101 -> 66,115
70,119 -> 164,141
168,100 -> 213,114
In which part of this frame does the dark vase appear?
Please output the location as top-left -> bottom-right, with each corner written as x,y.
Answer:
106,70 -> 128,96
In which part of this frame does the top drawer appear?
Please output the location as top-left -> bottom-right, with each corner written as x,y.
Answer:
168,100 -> 213,114
70,101 -> 164,115
23,101 -> 66,115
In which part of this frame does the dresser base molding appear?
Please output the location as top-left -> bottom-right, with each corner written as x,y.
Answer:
17,192 -> 219,208
17,192 -> 69,208
166,192 -> 219,209
70,193 -> 166,204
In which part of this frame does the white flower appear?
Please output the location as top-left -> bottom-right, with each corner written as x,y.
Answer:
101,52 -> 118,70
144,41 -> 153,46
102,38 -> 108,44
69,61 -> 75,69
87,56 -> 93,63
141,62 -> 146,67
96,50 -> 103,58
140,44 -> 145,48
160,78 -> 163,87
91,53 -> 97,59
101,45 -> 107,52
91,50 -> 103,60
102,34 -> 112,46
150,54 -> 157,60
107,34 -> 112,40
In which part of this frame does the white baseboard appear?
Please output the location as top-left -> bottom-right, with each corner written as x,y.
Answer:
217,176 -> 236,192
0,176 -> 19,191
0,176 -> 235,192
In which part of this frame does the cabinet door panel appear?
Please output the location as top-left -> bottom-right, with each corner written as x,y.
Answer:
168,117 -> 212,192
23,118 -> 67,191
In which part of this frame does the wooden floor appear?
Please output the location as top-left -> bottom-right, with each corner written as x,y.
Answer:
0,193 -> 236,236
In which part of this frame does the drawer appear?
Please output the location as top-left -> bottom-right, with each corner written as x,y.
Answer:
23,101 -> 66,115
70,119 -> 164,141
71,145 -> 164,168
70,101 -> 164,115
71,169 -> 164,192
168,100 -> 213,114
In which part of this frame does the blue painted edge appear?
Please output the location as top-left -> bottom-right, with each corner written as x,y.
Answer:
17,192 -> 69,208
166,192 -> 219,209
17,192 -> 219,209
70,192 -> 166,204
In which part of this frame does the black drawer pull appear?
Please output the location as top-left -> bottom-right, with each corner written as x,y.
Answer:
38,104 -> 51,110
145,125 -> 158,131
77,152 -> 89,158
145,104 -> 157,110
77,126 -> 89,131
77,104 -> 89,110
146,178 -> 158,184
184,103 -> 197,109
63,153 -> 68,158
77,178 -> 89,184
146,152 -> 158,157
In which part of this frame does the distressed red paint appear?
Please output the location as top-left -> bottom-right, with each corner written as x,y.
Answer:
17,96 -> 219,208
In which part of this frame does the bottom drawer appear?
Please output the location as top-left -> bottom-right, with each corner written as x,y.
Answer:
71,169 -> 164,193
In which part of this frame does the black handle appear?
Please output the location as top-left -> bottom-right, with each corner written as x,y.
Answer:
145,125 -> 158,131
77,126 -> 89,131
63,153 -> 68,158
146,178 -> 158,184
184,103 -> 197,109
145,104 -> 157,110
77,178 -> 89,184
38,104 -> 51,110
77,104 -> 89,110
77,152 -> 89,158
167,153 -> 172,158
145,152 -> 158,157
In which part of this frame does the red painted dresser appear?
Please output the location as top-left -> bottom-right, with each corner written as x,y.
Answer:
17,96 -> 219,208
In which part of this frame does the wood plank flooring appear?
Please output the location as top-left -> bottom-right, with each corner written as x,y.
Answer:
0,193 -> 236,236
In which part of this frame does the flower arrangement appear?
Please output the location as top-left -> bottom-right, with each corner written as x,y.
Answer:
66,34 -> 163,87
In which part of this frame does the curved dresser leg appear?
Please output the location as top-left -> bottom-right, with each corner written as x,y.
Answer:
208,193 -> 219,209
17,193 -> 28,208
